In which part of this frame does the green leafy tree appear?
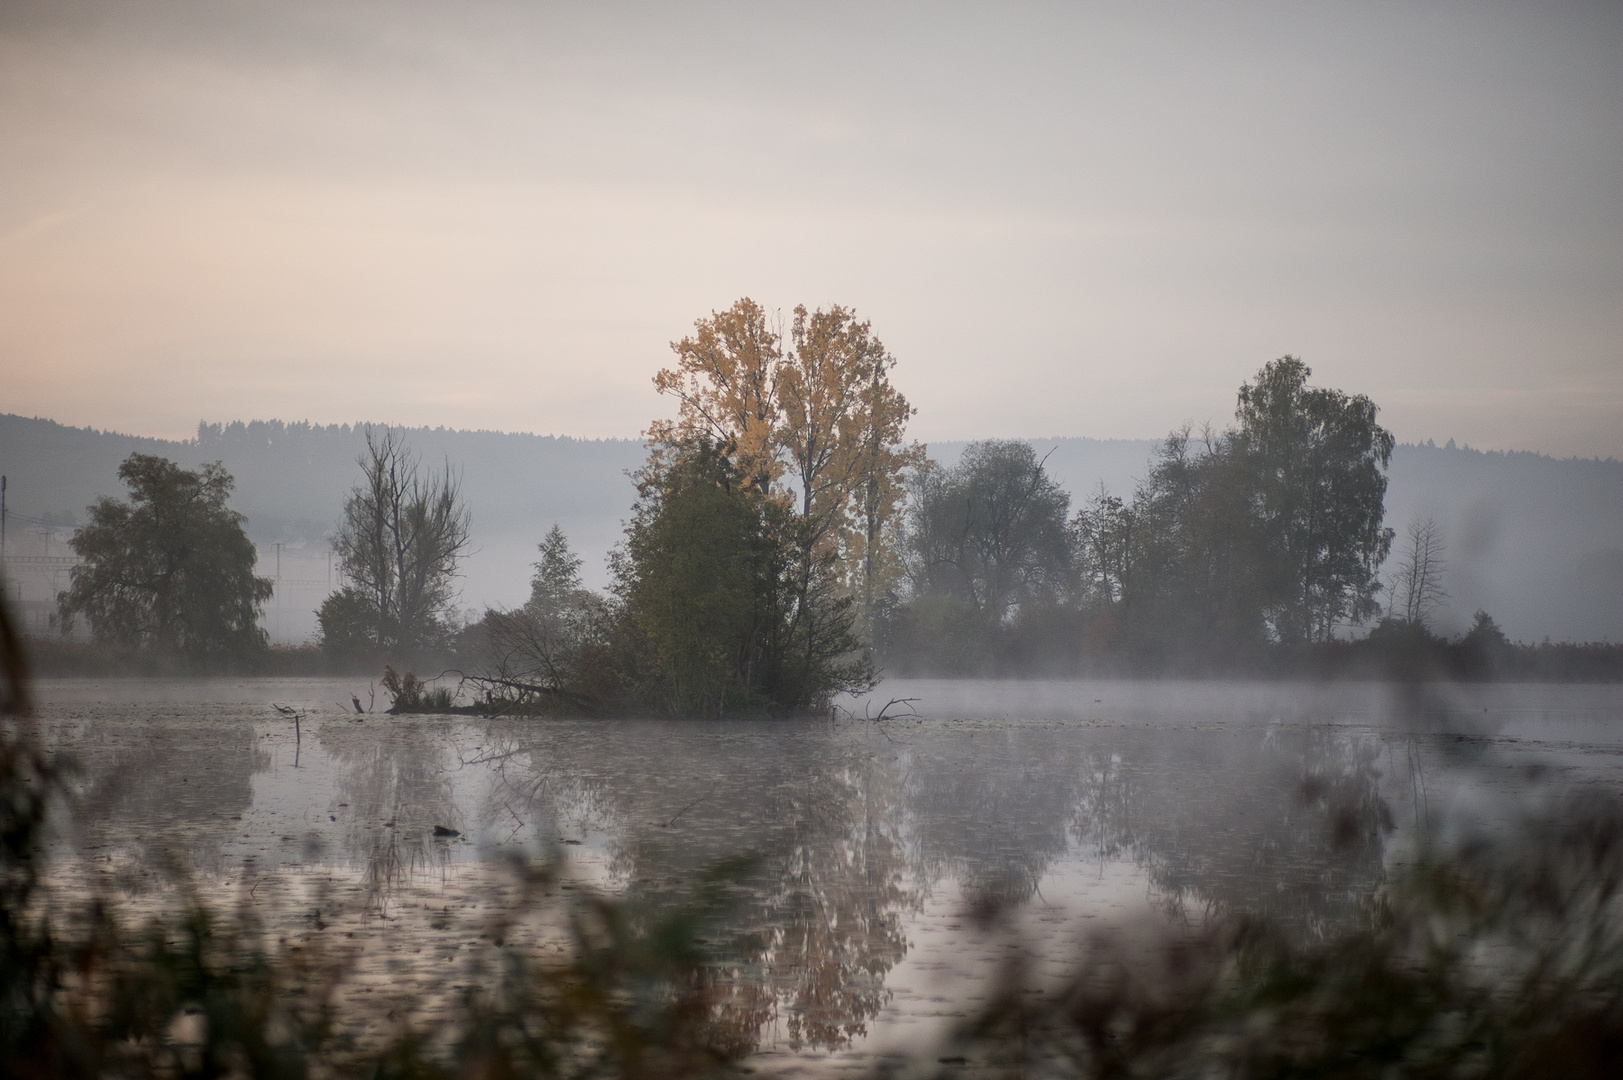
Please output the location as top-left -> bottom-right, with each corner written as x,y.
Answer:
902,440 -> 1073,624
1073,483 -> 1143,650
58,454 -> 272,660
1083,362 -> 1393,658
1232,357 -> 1395,644
613,440 -> 872,716
1074,485 -> 1136,609
889,441 -> 1075,673
1118,427 -> 1273,654
313,585 -> 376,663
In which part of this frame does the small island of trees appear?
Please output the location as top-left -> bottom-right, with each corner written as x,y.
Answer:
465,298 -> 919,716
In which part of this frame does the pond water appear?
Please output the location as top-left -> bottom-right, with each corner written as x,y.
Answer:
28,677 -> 1623,1073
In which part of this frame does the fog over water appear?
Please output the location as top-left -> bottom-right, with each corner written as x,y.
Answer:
31,676 -> 1622,1063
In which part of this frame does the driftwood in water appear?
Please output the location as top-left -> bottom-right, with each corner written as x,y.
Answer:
458,672 -> 599,716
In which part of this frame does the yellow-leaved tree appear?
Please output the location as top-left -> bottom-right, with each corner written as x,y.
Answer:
649,298 -> 784,495
649,298 -> 923,638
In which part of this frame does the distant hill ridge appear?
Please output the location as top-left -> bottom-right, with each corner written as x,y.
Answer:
2,413 -> 1619,643
0,413 -> 648,536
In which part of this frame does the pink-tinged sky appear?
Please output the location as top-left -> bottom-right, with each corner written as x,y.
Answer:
2,1 -> 1620,457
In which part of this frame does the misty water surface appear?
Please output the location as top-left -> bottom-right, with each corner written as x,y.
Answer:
28,677 -> 1623,1062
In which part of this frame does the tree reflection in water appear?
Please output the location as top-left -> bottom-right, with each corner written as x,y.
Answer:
1065,726 -> 1393,940
317,719 -> 462,902
902,727 -> 1096,902
734,756 -> 911,1050
476,727 -> 916,1051
472,716 -> 1396,1054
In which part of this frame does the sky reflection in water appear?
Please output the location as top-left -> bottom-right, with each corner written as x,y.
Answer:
32,677 -> 1623,1054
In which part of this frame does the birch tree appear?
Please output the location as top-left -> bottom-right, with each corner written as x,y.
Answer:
650,298 -> 784,496
1232,357 -> 1395,644
648,298 -> 921,632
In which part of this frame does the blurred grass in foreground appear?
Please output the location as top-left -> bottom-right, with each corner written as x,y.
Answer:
3,599 -> 1622,1077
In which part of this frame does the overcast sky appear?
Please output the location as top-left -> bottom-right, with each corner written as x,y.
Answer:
2,1 -> 1619,456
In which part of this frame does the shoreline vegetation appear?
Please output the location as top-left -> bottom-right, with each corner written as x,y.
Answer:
21,301 -> 1623,706
20,630 -> 1623,689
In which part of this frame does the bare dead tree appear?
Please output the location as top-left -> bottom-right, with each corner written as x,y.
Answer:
1388,515 -> 1447,628
460,607 -> 600,713
479,609 -> 576,694
333,428 -> 471,655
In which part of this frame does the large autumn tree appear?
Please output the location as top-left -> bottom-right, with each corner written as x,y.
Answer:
649,298 -> 923,632
58,454 -> 273,661
601,298 -> 918,714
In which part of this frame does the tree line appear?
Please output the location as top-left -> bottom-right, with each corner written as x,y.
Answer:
888,356 -> 1398,674
43,300 -> 1621,696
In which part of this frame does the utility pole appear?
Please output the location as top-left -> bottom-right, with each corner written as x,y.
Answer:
1,475 -> 7,561
274,542 -> 282,642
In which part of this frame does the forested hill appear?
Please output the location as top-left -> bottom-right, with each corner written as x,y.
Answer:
2,414 -> 1619,644
0,415 -> 647,542
0,415 -> 1165,551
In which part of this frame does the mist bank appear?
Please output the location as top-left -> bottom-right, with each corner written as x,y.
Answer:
21,618 -> 1622,684
2,414 -> 1620,644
